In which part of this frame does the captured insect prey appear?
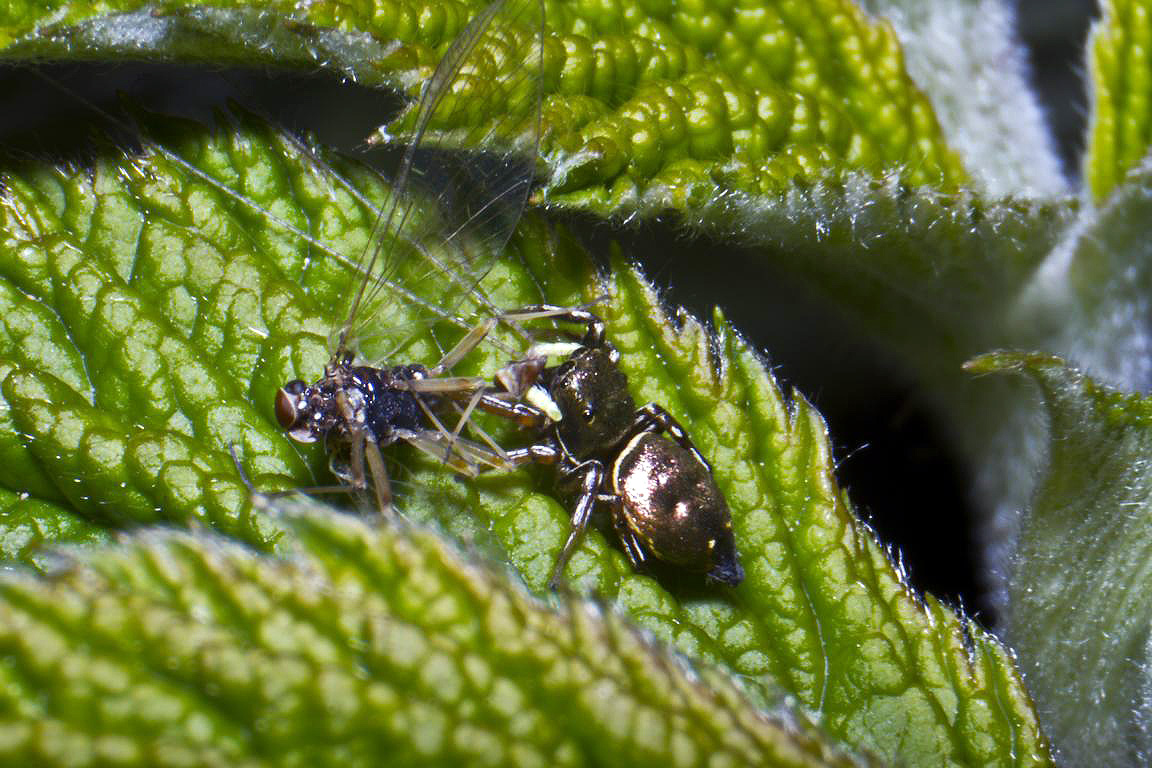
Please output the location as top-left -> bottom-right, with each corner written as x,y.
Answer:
484,305 -> 745,589
273,0 -> 546,517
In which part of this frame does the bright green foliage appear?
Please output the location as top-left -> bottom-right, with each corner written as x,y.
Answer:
969,352 -> 1152,767
0,510 -> 882,767
0,2 -> 1075,413
0,0 -> 1073,763
0,488 -> 108,570
0,114 -> 1051,765
1086,0 -> 1152,203
0,0 -> 964,212
528,0 -> 968,205
588,274 -> 1049,767
0,122 -> 313,549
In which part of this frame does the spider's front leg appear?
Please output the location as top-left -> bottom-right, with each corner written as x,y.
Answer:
547,458 -> 606,590
628,403 -> 713,471
497,304 -> 606,348
485,441 -> 600,588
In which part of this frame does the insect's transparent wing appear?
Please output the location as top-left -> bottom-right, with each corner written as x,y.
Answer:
338,0 -> 547,365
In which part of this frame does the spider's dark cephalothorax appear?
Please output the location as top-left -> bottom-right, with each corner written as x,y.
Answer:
487,305 -> 744,589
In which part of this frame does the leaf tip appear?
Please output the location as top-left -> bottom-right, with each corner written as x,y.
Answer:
963,350 -> 1066,375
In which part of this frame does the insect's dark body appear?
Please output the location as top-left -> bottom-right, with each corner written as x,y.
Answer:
278,360 -> 430,450
359,365 -> 429,439
265,0 -> 545,515
496,307 -> 744,588
275,357 -> 503,513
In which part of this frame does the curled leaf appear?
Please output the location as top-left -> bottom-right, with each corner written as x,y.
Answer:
971,351 -> 1152,767
0,109 -> 1049,765
0,506 -> 878,767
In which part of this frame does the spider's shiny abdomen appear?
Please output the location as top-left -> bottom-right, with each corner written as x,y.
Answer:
612,432 -> 743,585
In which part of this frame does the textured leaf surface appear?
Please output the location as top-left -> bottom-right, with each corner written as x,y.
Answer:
0,2 -> 1080,499
861,0 -> 1066,197
0,2 -> 1115,766
969,352 -> 1152,767
0,0 -> 965,206
0,508 -> 880,767
1086,0 -> 1152,203
0,1 -> 1074,374
987,158 -> 1152,627
0,488 -> 108,571
1013,156 -> 1152,392
0,113 -> 1050,765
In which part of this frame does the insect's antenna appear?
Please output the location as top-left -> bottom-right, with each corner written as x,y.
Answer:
26,66 -> 504,347
339,0 -> 546,361
339,0 -> 511,354
228,442 -> 257,495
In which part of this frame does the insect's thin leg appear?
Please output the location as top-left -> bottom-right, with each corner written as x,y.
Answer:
406,375 -> 487,394
441,387 -> 515,473
363,438 -> 395,519
347,430 -> 368,491
609,498 -> 648,570
629,403 -> 712,471
263,485 -> 365,503
449,386 -> 488,444
233,437 -> 369,504
428,317 -> 498,375
413,393 -> 454,440
548,459 -> 604,590
458,415 -> 511,463
404,430 -> 521,474
410,392 -> 469,466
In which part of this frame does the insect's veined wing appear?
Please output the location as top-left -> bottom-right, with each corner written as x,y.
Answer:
337,0 -> 547,364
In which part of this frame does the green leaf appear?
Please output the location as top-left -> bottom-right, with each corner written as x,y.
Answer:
0,509 -> 877,767
1085,0 -> 1152,203
0,488 -> 109,571
0,4 -> 1077,415
985,156 -> 1152,637
0,112 -> 1049,765
1012,157 -> 1152,390
0,0 -> 966,201
0,2 -> 1075,381
0,0 -> 1068,762
860,0 -> 1067,197
968,351 -> 1152,767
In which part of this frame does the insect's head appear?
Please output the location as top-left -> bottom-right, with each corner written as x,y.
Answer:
275,379 -> 318,443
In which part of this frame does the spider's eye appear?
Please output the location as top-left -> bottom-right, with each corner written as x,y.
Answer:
581,406 -> 595,423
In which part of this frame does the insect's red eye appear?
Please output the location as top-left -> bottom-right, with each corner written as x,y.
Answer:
275,387 -> 301,430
